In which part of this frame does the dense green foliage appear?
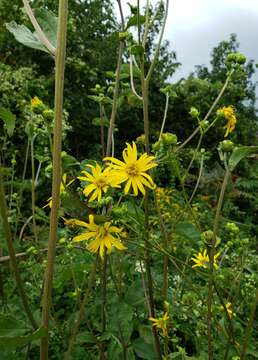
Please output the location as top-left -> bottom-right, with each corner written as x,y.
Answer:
0,1 -> 257,359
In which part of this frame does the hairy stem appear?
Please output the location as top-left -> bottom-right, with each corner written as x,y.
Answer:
40,1 -> 68,358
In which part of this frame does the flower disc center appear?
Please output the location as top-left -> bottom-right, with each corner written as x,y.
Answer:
126,164 -> 139,177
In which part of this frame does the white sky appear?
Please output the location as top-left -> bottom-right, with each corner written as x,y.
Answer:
115,0 -> 258,82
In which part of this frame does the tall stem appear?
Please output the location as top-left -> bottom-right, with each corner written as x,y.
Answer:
30,135 -> 38,242
100,251 -> 108,359
0,168 -> 38,330
40,1 -> 68,358
106,0 -> 124,157
141,70 -> 162,360
208,165 -> 230,360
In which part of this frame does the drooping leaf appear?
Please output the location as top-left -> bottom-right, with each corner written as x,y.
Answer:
126,15 -> 146,29
0,107 -> 16,137
0,326 -> 47,349
6,21 -> 48,53
228,146 -> 258,171
33,8 -> 57,47
0,314 -> 25,337
174,222 -> 201,242
132,338 -> 158,359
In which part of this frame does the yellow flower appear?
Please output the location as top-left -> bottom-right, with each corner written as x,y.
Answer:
44,174 -> 74,208
217,106 -> 237,137
220,302 -> 235,319
31,96 -> 43,108
66,215 -> 126,258
78,164 -> 120,202
191,249 -> 220,270
149,312 -> 169,337
104,142 -> 157,196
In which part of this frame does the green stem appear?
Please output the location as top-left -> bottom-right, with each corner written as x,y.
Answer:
40,1 -> 68,358
0,168 -> 38,329
100,251 -> 108,360
208,165 -> 230,360
141,66 -> 162,360
240,288 -> 258,360
30,135 -> 38,243
154,191 -> 169,301
158,92 -> 169,140
106,1 -> 124,157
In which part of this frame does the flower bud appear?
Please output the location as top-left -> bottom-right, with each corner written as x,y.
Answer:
226,222 -> 239,233
201,230 -> 214,244
199,120 -> 209,131
219,140 -> 234,152
161,132 -> 178,146
42,109 -> 54,121
189,107 -> 200,119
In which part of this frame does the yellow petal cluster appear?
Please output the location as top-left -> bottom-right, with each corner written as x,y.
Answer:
191,249 -> 220,270
105,142 -> 157,196
220,302 -> 235,319
217,105 -> 237,137
78,164 -> 120,202
31,96 -> 43,108
66,215 -> 126,258
149,312 -> 169,337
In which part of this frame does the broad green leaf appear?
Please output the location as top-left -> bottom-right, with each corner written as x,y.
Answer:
6,9 -> 57,54
34,8 -> 57,47
108,302 -> 133,343
125,280 -> 145,306
138,325 -> 153,344
132,338 -> 158,359
0,314 -> 25,336
0,107 -> 16,137
126,15 -> 146,29
0,326 -> 47,349
174,222 -> 201,242
228,146 -> 258,171
6,21 -> 48,53
120,64 -> 141,78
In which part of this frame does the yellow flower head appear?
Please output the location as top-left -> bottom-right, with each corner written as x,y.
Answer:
31,96 -> 43,108
66,215 -> 126,258
78,164 -> 120,202
191,249 -> 220,270
217,106 -> 237,137
44,174 -> 74,209
149,312 -> 169,337
220,302 -> 235,319
104,142 -> 157,196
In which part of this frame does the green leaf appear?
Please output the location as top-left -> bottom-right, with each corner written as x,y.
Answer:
132,338 -> 158,359
228,146 -> 258,171
0,326 -> 47,349
138,325 -> 153,344
0,314 -> 25,336
108,302 -> 133,343
6,21 -> 48,53
174,222 -> 201,242
0,107 -> 16,137
126,15 -> 146,29
34,9 -> 57,47
6,9 -> 57,54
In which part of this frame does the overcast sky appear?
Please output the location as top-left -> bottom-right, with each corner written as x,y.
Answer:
114,0 -> 258,82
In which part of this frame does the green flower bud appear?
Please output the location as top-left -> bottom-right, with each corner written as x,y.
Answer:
219,140 -> 234,152
189,107 -> 200,119
59,238 -> 66,245
152,140 -> 161,152
136,134 -> 146,146
161,132 -> 178,146
201,230 -> 214,244
42,109 -> 54,121
226,222 -> 239,233
235,53 -> 246,65
200,120 -> 209,131
226,53 -> 237,63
